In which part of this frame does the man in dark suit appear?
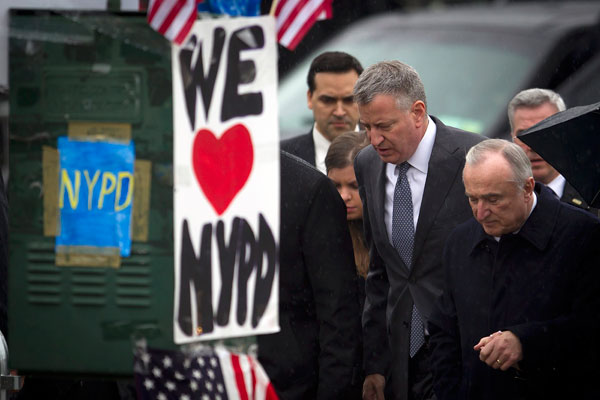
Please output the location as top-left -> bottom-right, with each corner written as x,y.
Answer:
281,51 -> 363,173
508,88 -> 598,215
353,61 -> 483,399
428,139 -> 600,399
257,151 -> 362,399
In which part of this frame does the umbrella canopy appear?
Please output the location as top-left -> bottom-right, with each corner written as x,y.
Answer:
519,100 -> 600,208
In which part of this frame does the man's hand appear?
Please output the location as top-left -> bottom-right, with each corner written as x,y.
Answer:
473,330 -> 523,371
363,373 -> 385,400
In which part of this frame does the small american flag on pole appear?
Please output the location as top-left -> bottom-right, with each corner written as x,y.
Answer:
147,0 -> 201,44
274,0 -> 334,50
134,345 -> 279,400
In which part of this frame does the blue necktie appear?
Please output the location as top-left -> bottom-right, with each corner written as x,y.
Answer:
392,162 -> 425,358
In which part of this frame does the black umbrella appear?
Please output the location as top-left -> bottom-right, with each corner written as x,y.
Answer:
518,100 -> 600,208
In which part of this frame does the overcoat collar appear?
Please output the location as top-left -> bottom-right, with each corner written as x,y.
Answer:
469,183 -> 560,254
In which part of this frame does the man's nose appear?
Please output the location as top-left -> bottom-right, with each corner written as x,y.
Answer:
476,202 -> 488,220
332,101 -> 345,116
368,129 -> 383,146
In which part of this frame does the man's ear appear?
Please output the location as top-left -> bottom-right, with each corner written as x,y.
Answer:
307,90 -> 314,110
524,177 -> 535,197
411,100 -> 427,127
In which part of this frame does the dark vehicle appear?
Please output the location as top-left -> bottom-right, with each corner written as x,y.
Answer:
278,2 -> 600,140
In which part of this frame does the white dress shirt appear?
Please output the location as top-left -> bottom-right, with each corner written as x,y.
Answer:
312,124 -> 331,174
384,116 -> 437,243
546,174 -> 566,198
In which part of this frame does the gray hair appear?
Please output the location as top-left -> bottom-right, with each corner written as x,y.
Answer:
507,88 -> 566,131
352,60 -> 427,110
465,139 -> 532,189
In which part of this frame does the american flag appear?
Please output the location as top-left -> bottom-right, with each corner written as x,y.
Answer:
147,0 -> 201,44
274,0 -> 334,50
134,345 -> 279,400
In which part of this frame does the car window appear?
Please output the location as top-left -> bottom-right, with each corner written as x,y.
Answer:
279,19 -> 546,140
559,54 -> 600,107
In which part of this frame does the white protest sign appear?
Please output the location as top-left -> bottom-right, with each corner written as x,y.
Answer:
172,16 -> 280,344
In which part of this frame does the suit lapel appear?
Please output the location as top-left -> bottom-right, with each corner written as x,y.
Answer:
372,156 -> 388,245
412,125 -> 463,263
302,131 -> 316,166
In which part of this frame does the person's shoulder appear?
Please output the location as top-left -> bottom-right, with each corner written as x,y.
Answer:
281,150 -> 326,186
353,145 -> 380,183
536,185 -> 600,235
442,126 -> 484,147
354,144 -> 378,165
280,132 -> 312,150
557,198 -> 600,228
450,216 -> 479,239
552,202 -> 600,255
281,132 -> 315,164
443,217 -> 482,260
431,115 -> 484,147
280,151 -> 342,214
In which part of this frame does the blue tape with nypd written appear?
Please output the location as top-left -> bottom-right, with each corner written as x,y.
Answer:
56,137 -> 135,257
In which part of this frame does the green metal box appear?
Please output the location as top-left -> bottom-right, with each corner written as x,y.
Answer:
8,10 -> 175,376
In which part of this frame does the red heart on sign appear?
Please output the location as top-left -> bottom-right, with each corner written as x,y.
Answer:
192,124 -> 254,215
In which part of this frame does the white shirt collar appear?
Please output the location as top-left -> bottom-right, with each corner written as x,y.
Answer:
312,124 -> 331,174
546,174 -> 566,198
407,115 -> 436,173
385,115 -> 436,176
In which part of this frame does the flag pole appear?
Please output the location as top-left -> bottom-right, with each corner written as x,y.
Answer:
269,0 -> 279,16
